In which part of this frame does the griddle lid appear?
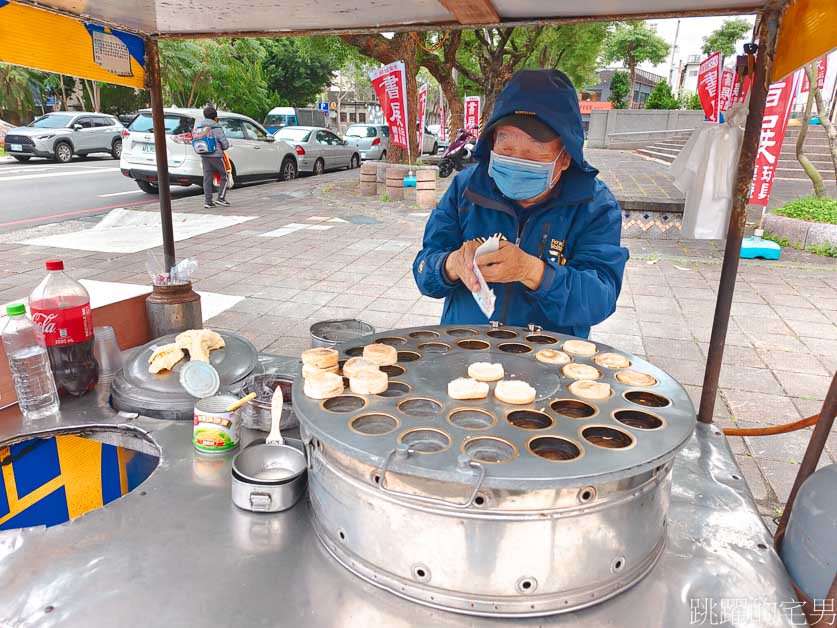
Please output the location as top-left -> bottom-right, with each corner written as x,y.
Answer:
111,331 -> 258,419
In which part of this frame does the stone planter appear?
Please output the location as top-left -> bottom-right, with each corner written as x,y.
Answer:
358,162 -> 439,207
763,214 -> 837,249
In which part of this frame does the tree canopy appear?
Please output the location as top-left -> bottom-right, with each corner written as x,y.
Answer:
602,22 -> 670,108
609,70 -> 629,109
701,18 -> 752,57
646,80 -> 679,110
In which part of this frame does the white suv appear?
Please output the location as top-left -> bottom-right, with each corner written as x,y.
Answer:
5,112 -> 123,163
120,108 -> 298,194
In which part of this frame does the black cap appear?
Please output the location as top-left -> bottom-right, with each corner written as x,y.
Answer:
486,113 -> 558,143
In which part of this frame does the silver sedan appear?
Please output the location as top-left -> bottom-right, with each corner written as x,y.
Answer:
273,126 -> 360,175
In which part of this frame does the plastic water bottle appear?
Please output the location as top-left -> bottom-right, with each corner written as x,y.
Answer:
2,303 -> 60,420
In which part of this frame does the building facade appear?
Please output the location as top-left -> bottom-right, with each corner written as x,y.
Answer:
584,68 -> 668,108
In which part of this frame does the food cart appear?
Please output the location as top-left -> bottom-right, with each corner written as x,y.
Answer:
0,0 -> 835,626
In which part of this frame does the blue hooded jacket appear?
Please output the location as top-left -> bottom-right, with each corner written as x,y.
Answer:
412,70 -> 628,338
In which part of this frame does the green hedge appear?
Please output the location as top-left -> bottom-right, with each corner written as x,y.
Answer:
773,196 -> 837,225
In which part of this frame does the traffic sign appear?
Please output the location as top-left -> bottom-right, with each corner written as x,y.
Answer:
317,102 -> 328,112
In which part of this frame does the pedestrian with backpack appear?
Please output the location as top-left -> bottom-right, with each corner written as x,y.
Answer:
192,106 -> 231,208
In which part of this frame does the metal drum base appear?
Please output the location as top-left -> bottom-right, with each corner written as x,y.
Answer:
311,512 -> 665,618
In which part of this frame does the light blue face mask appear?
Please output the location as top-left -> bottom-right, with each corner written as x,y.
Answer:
488,149 -> 565,201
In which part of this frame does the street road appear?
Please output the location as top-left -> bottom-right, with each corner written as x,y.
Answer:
0,156 -> 201,233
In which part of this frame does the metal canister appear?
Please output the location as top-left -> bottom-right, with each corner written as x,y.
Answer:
193,394 -> 241,454
146,282 -> 202,339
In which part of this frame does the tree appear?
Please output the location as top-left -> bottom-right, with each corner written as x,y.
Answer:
454,28 -> 547,122
159,39 -> 271,121
797,62 -> 827,197
262,37 -> 345,108
417,31 -> 465,143
701,18 -> 752,57
609,70 -> 629,109
0,63 -> 37,123
602,22 -> 670,109
684,92 -> 703,110
339,32 -> 420,164
646,80 -> 679,109
805,63 -> 837,183
530,23 -> 610,92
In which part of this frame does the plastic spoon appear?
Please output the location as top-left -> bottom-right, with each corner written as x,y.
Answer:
266,384 -> 284,446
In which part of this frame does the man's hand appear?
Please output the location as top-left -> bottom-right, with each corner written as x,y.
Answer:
476,241 -> 545,290
444,240 -> 481,292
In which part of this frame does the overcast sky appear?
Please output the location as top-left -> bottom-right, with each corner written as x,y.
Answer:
639,15 -> 757,79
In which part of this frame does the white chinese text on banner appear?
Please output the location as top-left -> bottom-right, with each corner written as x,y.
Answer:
369,61 -> 410,155
464,96 -> 481,133
417,84 -> 428,152
800,56 -> 828,92
439,95 -> 447,144
749,70 -> 803,206
719,69 -> 734,113
697,52 -> 723,122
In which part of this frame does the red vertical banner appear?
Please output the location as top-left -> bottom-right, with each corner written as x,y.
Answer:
417,84 -> 428,152
749,70 -> 803,206
731,71 -> 752,105
719,69 -> 734,112
800,56 -> 828,92
464,95 -> 481,133
697,52 -> 723,122
438,94 -> 447,144
369,61 -> 410,155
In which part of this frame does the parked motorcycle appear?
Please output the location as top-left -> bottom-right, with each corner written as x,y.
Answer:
437,128 -> 477,178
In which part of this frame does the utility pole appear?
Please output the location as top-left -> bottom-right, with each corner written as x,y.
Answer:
668,19 -> 681,89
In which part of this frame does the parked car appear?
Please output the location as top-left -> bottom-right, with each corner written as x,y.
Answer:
264,107 -> 328,134
427,124 -> 449,150
273,126 -> 360,175
344,124 -> 389,161
5,112 -> 123,163
418,124 -> 439,154
343,123 -> 437,160
120,108 -> 298,194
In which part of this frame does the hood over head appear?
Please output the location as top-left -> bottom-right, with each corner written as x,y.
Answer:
472,69 -> 597,204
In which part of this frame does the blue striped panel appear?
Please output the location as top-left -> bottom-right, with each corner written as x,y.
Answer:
0,486 -> 69,530
0,469 -> 9,519
126,451 -> 159,492
100,444 -> 122,505
11,438 -> 61,499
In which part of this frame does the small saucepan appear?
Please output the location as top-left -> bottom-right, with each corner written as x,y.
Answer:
231,385 -> 307,512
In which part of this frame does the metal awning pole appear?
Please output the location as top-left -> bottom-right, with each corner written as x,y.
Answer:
697,3 -> 784,423
145,38 -> 176,272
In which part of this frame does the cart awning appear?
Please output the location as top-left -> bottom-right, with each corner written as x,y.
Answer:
7,0 -> 765,36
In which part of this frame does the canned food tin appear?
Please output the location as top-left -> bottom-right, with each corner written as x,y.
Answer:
193,394 -> 241,454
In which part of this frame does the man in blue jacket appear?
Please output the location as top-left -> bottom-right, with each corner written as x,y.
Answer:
413,70 -> 628,339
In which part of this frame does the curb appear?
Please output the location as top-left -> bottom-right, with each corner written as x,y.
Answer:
763,214 -> 837,248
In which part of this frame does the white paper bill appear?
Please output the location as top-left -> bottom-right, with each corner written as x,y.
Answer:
471,235 -> 500,318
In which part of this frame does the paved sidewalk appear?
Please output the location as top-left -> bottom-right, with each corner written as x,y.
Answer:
0,168 -> 834,533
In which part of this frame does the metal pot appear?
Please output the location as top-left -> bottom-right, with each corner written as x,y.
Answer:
294,324 -> 697,617
310,319 -> 374,348
231,386 -> 307,513
240,374 -> 299,432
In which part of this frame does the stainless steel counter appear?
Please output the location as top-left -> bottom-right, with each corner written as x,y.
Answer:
0,376 -> 798,627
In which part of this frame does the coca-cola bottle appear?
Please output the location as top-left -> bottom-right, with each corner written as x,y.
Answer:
29,260 -> 99,396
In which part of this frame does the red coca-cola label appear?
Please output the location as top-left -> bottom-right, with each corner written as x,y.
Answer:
30,303 -> 93,346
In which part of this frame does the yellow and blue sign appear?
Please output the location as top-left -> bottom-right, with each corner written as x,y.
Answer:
0,434 -> 158,530
0,0 -> 146,89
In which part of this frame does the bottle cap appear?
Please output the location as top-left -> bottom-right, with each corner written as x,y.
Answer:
180,361 -> 221,399
5,303 -> 26,317
45,260 -> 64,271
